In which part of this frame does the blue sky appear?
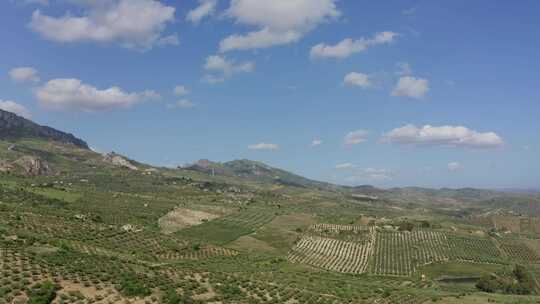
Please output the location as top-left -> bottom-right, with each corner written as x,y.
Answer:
1,0 -> 538,189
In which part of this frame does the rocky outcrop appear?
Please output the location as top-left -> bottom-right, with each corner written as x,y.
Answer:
0,159 -> 14,173
0,109 -> 88,149
103,152 -> 138,170
14,156 -> 52,176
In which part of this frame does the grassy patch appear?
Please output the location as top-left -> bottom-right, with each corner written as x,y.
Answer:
418,261 -> 507,279
27,187 -> 81,203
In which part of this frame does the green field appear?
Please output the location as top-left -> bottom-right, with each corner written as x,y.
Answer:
1,137 -> 540,303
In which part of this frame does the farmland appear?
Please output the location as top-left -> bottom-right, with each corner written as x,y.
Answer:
1,137 -> 540,303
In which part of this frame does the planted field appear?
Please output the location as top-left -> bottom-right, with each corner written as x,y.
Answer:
177,209 -> 275,245
374,293 -> 432,304
288,227 -> 375,274
370,230 -> 450,276
309,223 -> 372,242
446,235 -> 503,264
499,240 -> 540,263
158,245 -> 237,260
219,209 -> 276,229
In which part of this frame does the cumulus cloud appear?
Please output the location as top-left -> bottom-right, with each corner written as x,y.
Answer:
220,0 -> 340,52
167,99 -> 195,109
29,0 -> 178,50
343,72 -> 371,88
447,162 -> 462,171
9,67 -> 40,83
220,28 -> 303,52
173,85 -> 189,96
186,0 -> 217,24
380,124 -> 504,149
248,142 -> 279,151
35,78 -> 159,112
311,138 -> 323,146
0,100 -> 32,119
344,129 -> 369,145
203,55 -> 254,82
391,76 -> 429,99
310,31 -> 397,59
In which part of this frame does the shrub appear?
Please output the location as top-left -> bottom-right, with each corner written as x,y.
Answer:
27,281 -> 59,304
118,275 -> 151,298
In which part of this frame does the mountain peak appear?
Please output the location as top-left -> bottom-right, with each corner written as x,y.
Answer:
0,109 -> 88,149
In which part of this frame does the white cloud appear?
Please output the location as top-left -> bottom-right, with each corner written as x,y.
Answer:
187,0 -> 217,24
396,62 -> 412,76
173,85 -> 189,96
29,0 -> 177,50
391,76 -> 429,99
311,138 -> 323,146
168,99 -> 195,109
335,163 -> 355,170
344,72 -> 371,88
203,55 -> 254,82
36,78 -> 158,112
381,124 -> 504,149
248,142 -> 279,151
220,28 -> 303,52
344,129 -> 369,145
220,0 -> 340,52
448,162 -> 462,171
0,100 -> 32,119
310,31 -> 397,59
9,67 -> 40,83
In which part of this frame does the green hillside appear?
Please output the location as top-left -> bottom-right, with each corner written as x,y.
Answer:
1,114 -> 540,304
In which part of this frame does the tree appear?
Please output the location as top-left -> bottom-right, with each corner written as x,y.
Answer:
27,281 -> 59,304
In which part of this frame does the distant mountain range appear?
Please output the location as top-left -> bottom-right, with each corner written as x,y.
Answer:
0,109 -> 88,149
2,109 -> 537,213
184,159 -> 339,191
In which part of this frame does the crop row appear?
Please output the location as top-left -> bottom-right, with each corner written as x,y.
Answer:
447,235 -> 503,264
370,230 -> 503,276
289,228 -> 375,274
499,241 -> 540,262
309,223 -> 369,233
158,246 -> 237,260
218,209 -> 275,229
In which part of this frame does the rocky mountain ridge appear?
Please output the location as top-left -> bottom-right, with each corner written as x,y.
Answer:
0,109 -> 88,149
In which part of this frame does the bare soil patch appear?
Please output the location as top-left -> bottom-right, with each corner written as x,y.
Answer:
159,207 -> 220,234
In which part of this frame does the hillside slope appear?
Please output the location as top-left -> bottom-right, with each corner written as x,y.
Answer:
0,109 -> 88,148
185,159 -> 339,190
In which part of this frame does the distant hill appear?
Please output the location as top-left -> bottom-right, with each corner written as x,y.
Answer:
185,159 -> 338,190
0,109 -> 88,148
